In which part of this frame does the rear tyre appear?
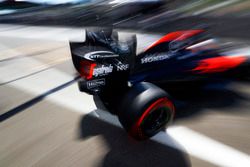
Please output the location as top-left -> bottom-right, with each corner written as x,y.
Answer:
118,82 -> 175,140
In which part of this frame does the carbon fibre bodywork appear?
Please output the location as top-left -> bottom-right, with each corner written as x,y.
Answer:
70,29 -> 250,94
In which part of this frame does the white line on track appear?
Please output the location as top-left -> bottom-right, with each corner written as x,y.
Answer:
166,126 -> 250,167
0,57 -> 96,113
0,24 -> 85,42
0,46 -> 71,84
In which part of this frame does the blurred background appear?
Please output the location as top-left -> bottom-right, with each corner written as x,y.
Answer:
0,1 -> 250,167
1,0 -> 250,38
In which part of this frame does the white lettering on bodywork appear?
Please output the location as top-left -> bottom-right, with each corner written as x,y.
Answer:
93,65 -> 113,77
141,53 -> 172,64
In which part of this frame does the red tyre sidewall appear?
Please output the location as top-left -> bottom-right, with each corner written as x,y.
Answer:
129,97 -> 175,140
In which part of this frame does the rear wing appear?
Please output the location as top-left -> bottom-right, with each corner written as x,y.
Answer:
69,41 -> 85,74
69,40 -> 134,94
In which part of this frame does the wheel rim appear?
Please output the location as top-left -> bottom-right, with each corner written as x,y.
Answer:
130,98 -> 174,139
141,106 -> 172,136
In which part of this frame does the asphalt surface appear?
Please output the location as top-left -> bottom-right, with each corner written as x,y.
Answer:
0,24 -> 250,167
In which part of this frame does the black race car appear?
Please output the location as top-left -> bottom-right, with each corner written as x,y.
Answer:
70,28 -> 250,140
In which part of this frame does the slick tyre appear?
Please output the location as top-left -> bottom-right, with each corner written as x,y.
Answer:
118,82 -> 175,140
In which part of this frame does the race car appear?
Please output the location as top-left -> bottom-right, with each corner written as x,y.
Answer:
69,28 -> 250,140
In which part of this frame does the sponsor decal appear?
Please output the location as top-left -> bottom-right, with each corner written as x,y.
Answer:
117,63 -> 129,71
141,53 -> 173,64
83,51 -> 119,61
87,79 -> 105,89
93,64 -> 113,77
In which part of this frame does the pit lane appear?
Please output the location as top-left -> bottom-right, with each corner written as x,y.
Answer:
0,24 -> 250,167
